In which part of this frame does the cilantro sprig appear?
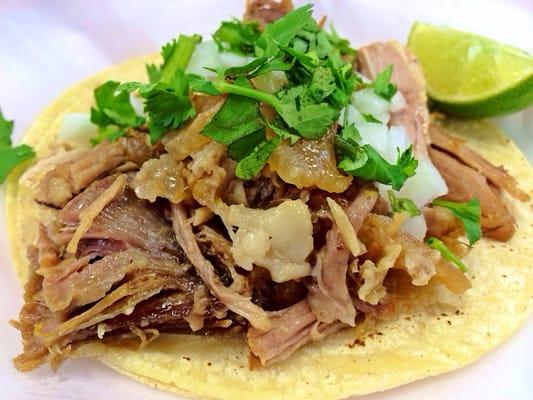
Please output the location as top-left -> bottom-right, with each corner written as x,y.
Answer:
427,236 -> 468,272
388,190 -> 420,217
432,198 -> 481,245
91,34 -> 200,144
90,81 -> 144,145
335,123 -> 417,190
86,4 -> 410,185
0,109 -> 35,183
213,19 -> 261,56
373,65 -> 397,101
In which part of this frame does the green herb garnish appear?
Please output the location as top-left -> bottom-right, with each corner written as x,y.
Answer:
213,19 -> 261,56
373,65 -> 397,101
89,80 -> 144,144
234,136 -> 281,180
0,109 -> 35,183
362,113 -> 381,123
388,190 -> 421,217
432,198 -> 481,245
335,123 -> 417,190
427,236 -> 468,272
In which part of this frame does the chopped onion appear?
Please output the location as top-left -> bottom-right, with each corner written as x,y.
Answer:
218,50 -> 253,68
357,122 -> 390,158
400,214 -> 427,240
186,41 -> 221,78
186,41 -> 253,78
129,92 -> 145,117
351,88 -> 390,123
390,91 -> 406,112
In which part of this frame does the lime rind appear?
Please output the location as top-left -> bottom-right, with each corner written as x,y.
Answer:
408,22 -> 533,118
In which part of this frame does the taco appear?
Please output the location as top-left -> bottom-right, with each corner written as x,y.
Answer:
5,1 -> 532,399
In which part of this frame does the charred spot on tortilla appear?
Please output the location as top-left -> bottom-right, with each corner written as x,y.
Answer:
4,0 -> 532,399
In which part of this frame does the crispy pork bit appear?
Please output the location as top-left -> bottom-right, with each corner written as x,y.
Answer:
269,127 -> 352,193
358,41 -> 430,157
131,154 -> 189,203
359,213 -> 471,293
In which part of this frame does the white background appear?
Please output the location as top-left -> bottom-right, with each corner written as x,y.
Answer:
0,1 -> 531,399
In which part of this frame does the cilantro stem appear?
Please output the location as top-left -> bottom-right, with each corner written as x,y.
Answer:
212,80 -> 281,111
161,34 -> 201,83
427,236 -> 468,272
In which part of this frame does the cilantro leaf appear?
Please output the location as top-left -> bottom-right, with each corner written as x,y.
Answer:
373,65 -> 397,101
326,25 -> 357,63
427,236 -> 468,272
119,69 -> 196,143
89,80 -> 144,144
432,198 -> 481,245
202,79 -> 264,145
193,78 -> 337,139
187,74 -> 221,95
227,129 -> 265,161
213,19 -> 261,56
336,124 -> 418,190
362,113 -> 381,123
387,190 -> 420,217
309,66 -> 336,102
91,81 -> 144,128
200,77 -> 281,179
278,101 -> 337,139
0,144 -> 35,183
90,126 -> 126,146
325,58 -> 362,109
0,109 -> 14,147
265,118 -> 299,145
276,85 -> 338,138
202,95 -> 263,144
0,110 -> 35,184
256,4 -> 314,57
235,136 -> 281,180
223,56 -> 291,79
146,34 -> 201,84
144,69 -> 196,143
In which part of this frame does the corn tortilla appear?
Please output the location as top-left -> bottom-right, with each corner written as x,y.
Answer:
6,54 -> 533,399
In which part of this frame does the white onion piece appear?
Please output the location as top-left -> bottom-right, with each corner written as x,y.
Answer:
57,113 -> 97,147
186,41 -> 221,78
186,41 -> 253,78
385,125 -> 411,162
389,91 -> 406,112
338,104 -> 366,126
400,215 -> 427,240
351,88 -> 390,123
397,158 -> 447,208
357,122 -> 390,158
218,50 -> 253,68
129,92 -> 145,117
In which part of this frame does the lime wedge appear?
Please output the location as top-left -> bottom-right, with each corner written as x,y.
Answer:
408,22 -> 533,118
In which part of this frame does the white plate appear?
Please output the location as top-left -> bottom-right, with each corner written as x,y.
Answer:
0,1 -> 531,399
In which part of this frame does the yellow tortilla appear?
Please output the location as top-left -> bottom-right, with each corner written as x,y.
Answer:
6,54 -> 533,399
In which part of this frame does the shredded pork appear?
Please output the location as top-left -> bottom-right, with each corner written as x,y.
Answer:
170,204 -> 271,331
